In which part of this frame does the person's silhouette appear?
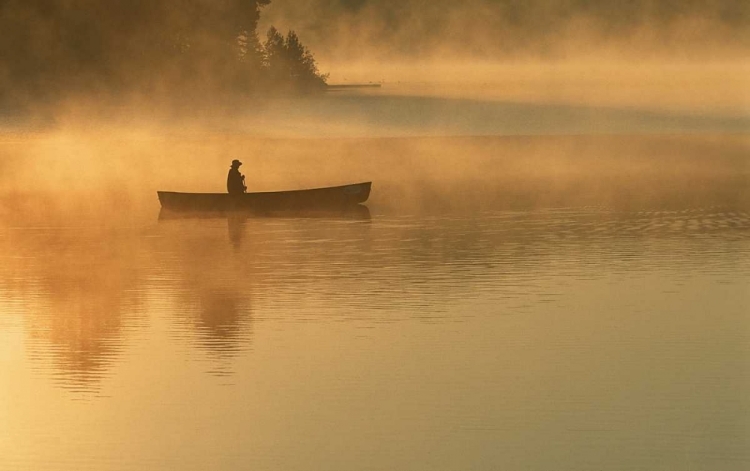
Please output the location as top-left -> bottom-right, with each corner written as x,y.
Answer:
227,159 -> 247,195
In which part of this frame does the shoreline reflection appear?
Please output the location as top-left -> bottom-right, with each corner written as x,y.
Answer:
1,201 -> 747,393
0,227 -> 144,393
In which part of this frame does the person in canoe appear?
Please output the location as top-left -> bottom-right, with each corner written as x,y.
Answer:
227,159 -> 247,195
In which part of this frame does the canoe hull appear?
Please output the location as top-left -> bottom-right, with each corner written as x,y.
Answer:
157,182 -> 371,212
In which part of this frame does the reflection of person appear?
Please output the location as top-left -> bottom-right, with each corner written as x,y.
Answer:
227,159 -> 247,195
228,213 -> 245,249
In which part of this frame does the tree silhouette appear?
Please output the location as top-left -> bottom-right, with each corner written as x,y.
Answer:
0,0 -> 327,109
262,27 -> 328,91
263,26 -> 287,80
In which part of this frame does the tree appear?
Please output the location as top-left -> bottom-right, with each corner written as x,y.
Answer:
0,0 -> 328,109
284,31 -> 328,88
262,27 -> 328,91
263,26 -> 287,80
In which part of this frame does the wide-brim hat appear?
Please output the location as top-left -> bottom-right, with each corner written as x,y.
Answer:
231,159 -> 242,167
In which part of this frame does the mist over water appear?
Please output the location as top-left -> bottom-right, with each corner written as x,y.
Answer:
2,1 -> 750,469
260,0 -> 750,61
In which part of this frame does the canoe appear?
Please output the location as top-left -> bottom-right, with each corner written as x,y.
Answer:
157,181 -> 371,212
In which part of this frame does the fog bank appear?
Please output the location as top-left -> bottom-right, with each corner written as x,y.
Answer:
261,0 -> 750,64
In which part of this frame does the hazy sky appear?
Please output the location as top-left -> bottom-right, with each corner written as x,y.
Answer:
260,0 -> 750,61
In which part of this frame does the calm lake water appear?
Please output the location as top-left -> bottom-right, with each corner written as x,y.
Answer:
1,91 -> 750,470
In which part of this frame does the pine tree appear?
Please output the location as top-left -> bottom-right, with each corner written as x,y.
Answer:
262,27 -> 328,91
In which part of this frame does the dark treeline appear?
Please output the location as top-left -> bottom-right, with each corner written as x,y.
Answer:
0,0 -> 328,109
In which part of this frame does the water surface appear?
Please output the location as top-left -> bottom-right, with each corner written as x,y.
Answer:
1,126 -> 749,470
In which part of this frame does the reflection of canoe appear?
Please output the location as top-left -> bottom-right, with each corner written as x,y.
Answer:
158,182 -> 371,212
158,204 -> 371,221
